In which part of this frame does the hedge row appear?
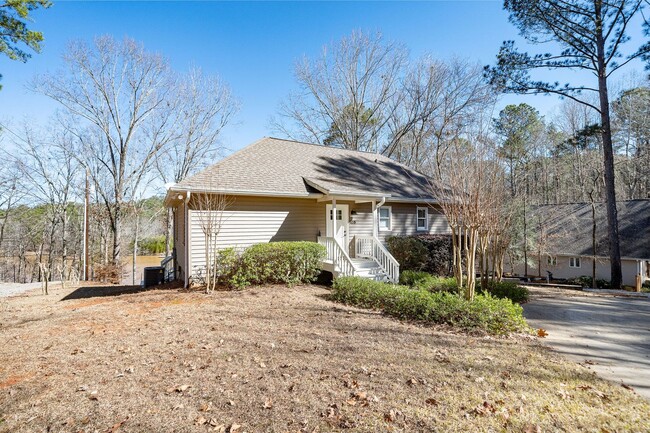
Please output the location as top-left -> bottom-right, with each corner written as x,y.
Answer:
399,270 -> 529,304
206,241 -> 327,289
331,277 -> 529,335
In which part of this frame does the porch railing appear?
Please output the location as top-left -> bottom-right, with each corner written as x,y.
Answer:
317,236 -> 357,277
355,236 -> 400,283
161,255 -> 175,282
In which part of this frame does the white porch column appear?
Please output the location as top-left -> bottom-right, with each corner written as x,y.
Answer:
371,199 -> 377,238
332,198 -> 337,245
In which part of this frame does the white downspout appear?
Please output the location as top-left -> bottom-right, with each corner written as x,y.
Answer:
184,191 -> 191,288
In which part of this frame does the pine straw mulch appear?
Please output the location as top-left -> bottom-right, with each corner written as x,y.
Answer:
0,282 -> 648,433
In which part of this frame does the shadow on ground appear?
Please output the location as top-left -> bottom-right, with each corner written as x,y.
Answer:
61,281 -> 182,301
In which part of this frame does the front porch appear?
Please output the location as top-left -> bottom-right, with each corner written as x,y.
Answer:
314,193 -> 400,283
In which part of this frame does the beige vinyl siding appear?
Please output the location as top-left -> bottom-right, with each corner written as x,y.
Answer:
377,202 -> 450,242
188,195 -> 325,274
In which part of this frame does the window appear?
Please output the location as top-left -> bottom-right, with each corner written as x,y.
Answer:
378,206 -> 391,231
329,209 -> 343,221
416,207 -> 428,231
569,257 -> 581,268
547,256 -> 557,266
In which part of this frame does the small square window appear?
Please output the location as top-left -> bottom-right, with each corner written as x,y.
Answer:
378,206 -> 391,231
329,209 -> 343,221
569,257 -> 581,268
416,207 -> 428,231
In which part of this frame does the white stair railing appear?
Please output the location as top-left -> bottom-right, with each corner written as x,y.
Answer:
318,236 -> 357,277
355,236 -> 400,283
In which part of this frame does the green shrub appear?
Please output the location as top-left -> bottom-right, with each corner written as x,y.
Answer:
331,276 -> 528,335
232,241 -> 326,288
214,247 -> 241,286
386,236 -> 429,271
138,235 -> 168,255
479,280 -> 529,304
568,276 -> 612,290
413,234 -> 452,276
386,235 -> 452,275
399,270 -> 458,293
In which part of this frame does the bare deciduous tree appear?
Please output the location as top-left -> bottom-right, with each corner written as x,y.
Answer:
193,188 -> 231,293
33,36 -> 175,266
155,68 -> 239,256
272,30 -> 408,152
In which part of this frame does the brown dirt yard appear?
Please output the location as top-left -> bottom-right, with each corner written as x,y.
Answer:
1,283 -> 649,433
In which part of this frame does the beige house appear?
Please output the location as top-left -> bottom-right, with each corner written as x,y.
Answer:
164,137 -> 450,286
512,200 -> 650,287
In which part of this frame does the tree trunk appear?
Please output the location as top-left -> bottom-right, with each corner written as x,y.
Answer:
132,212 -> 140,286
523,196 -> 528,278
591,199 -> 597,289
112,208 -> 122,267
595,3 -> 623,289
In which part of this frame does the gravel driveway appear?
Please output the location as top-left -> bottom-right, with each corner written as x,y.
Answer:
0,282 -> 44,298
523,287 -> 650,399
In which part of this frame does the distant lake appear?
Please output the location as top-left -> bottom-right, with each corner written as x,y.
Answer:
121,255 -> 166,286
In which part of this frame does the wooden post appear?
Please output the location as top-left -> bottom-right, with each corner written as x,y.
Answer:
332,198 -> 337,246
371,200 -> 377,238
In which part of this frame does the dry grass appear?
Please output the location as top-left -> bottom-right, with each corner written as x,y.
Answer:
0,283 -> 648,433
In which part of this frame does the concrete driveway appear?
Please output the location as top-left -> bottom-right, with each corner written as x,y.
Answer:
523,288 -> 650,399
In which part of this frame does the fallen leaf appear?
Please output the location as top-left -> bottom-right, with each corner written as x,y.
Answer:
537,328 -> 548,338
425,398 -> 439,406
176,384 -> 190,392
88,390 -> 98,400
523,424 -> 541,433
195,416 -> 207,426
107,417 -> 128,432
263,398 -> 273,409
406,378 -> 417,386
228,422 -> 241,432
621,383 -> 634,391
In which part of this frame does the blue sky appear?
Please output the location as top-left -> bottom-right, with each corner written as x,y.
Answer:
0,1 -> 646,155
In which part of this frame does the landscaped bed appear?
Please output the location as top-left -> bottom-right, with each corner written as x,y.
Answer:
1,283 -> 649,432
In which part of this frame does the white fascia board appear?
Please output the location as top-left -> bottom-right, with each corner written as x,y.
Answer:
385,197 -> 439,204
167,186 -> 324,200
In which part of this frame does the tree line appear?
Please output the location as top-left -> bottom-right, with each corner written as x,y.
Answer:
0,36 -> 238,284
2,0 -> 649,293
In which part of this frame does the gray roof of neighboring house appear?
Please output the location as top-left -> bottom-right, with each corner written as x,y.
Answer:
536,199 -> 650,260
174,137 -> 438,200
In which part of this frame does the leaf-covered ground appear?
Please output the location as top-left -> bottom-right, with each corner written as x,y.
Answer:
0,283 -> 648,432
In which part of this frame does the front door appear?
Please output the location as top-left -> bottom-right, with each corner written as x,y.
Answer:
326,204 -> 349,251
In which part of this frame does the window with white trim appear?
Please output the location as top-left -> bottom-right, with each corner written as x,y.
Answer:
416,206 -> 428,231
378,206 -> 392,231
547,256 -> 557,266
569,257 -> 581,268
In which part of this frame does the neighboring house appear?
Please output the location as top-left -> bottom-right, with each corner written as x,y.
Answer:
164,137 -> 450,286
513,200 -> 650,287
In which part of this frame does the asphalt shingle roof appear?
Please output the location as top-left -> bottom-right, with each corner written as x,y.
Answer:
175,137 -> 437,200
536,200 -> 650,260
